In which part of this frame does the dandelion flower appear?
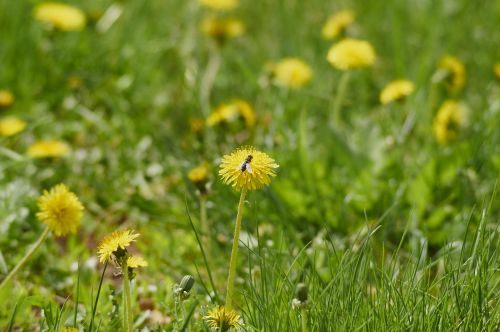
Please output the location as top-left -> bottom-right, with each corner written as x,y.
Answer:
61,328 -> 78,332
437,55 -> 466,93
34,2 -> 86,31
127,256 -> 148,268
0,117 -> 27,137
322,10 -> 355,39
199,0 -> 238,11
190,117 -> 205,134
433,100 -> 464,145
219,146 -> 279,191
207,100 -> 256,128
204,306 -> 240,331
494,62 -> 500,80
201,17 -> 244,41
36,184 -> 84,237
327,38 -> 376,70
272,58 -> 313,89
27,140 -> 70,158
188,164 -> 209,184
380,79 -> 415,105
97,229 -> 140,263
0,90 -> 14,108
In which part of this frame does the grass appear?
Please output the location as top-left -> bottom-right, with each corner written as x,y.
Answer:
0,0 -> 499,330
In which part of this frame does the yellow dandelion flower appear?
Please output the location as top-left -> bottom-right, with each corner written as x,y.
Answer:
61,327 -> 78,332
433,100 -> 464,145
207,100 -> 256,128
188,164 -> 209,184
204,306 -> 240,331
272,58 -> 313,89
201,17 -> 244,41
379,79 -> 415,105
494,62 -> 500,80
0,117 -> 27,137
27,140 -> 70,158
190,117 -> 205,133
437,55 -> 466,93
127,256 -> 148,268
327,38 -> 376,70
219,146 -> 279,191
199,0 -> 238,11
34,2 -> 86,31
36,184 -> 84,237
0,90 -> 14,108
322,10 -> 355,39
97,229 -> 140,263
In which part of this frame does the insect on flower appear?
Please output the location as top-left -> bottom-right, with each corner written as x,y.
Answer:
237,154 -> 253,174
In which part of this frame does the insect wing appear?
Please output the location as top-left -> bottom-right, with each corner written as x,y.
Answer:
246,163 -> 253,174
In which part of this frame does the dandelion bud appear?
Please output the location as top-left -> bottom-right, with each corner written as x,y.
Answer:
175,275 -> 195,300
296,283 -> 308,303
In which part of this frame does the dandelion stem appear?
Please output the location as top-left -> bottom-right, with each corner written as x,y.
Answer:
301,307 -> 308,332
331,71 -> 351,128
0,226 -> 50,292
89,260 -> 108,332
225,189 -> 247,308
200,195 -> 211,262
122,261 -> 133,332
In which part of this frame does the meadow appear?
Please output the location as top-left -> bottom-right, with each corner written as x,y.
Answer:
0,0 -> 499,331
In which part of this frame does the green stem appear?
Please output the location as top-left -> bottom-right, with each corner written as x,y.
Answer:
0,227 -> 50,291
301,307 -> 308,332
122,261 -> 133,332
225,190 -> 247,308
200,195 -> 211,263
331,71 -> 351,128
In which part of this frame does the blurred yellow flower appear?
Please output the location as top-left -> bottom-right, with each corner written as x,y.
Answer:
97,229 -> 140,263
127,256 -> 148,268
272,58 -> 313,89
190,117 -> 205,134
36,184 -> 84,237
199,0 -> 238,11
0,117 -> 27,137
207,99 -> 256,128
327,38 -> 376,70
34,2 -> 86,31
322,10 -> 355,39
201,17 -> 244,41
188,164 -> 209,184
61,327 -> 78,332
27,140 -> 70,158
204,306 -> 240,331
494,62 -> 500,80
0,90 -> 14,108
437,55 -> 466,93
380,80 -> 415,105
433,100 -> 464,145
219,146 -> 279,191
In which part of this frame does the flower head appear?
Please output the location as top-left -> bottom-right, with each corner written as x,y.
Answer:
0,90 -> 14,108
207,100 -> 255,128
433,100 -> 464,144
190,117 -> 205,134
436,55 -> 466,93
27,140 -> 70,158
97,229 -> 140,263
322,10 -> 355,39
219,146 -> 279,191
380,79 -> 415,105
61,328 -> 78,332
271,58 -> 313,89
204,306 -> 240,331
494,62 -> 500,80
327,38 -> 376,70
36,184 -> 84,237
201,17 -> 244,42
188,164 -> 209,184
199,0 -> 238,11
127,256 -> 148,268
0,117 -> 27,137
34,2 -> 86,31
